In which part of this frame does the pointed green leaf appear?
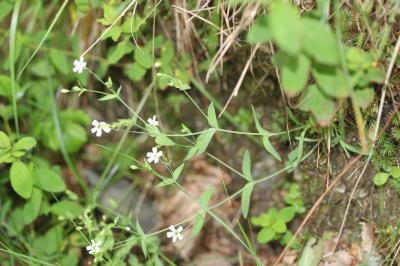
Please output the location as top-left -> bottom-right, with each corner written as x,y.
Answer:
241,183 -> 254,218
199,187 -> 214,208
195,128 -> 216,155
156,178 -> 175,187
247,16 -> 271,44
251,106 -> 269,135
207,103 -> 218,128
312,64 -> 349,98
173,164 -> 184,180
262,136 -> 281,161
98,93 -> 118,101
10,161 -> 33,199
50,201 -> 83,218
155,134 -> 175,146
242,150 -> 253,181
191,213 -> 205,237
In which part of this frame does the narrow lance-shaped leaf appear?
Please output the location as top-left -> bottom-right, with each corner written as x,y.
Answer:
241,183 -> 254,218
242,150 -> 253,181
172,163 -> 184,180
263,136 -> 282,162
195,128 -> 216,155
207,103 -> 218,128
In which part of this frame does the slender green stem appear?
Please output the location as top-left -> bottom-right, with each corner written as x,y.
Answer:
9,0 -> 22,136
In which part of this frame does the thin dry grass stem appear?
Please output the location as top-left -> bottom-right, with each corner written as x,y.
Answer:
218,44 -> 260,117
390,237 -> 400,266
205,3 -> 259,82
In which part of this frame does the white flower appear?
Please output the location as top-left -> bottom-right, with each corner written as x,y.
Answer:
86,240 -> 102,255
125,226 -> 131,232
147,115 -> 159,126
146,147 -> 163,164
91,120 -> 111,137
72,56 -> 87,73
166,225 -> 183,243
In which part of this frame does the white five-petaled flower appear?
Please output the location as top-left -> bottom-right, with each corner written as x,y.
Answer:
86,240 -> 102,255
91,120 -> 111,137
72,56 -> 87,73
147,115 -> 159,126
146,147 -> 163,164
166,225 -> 184,243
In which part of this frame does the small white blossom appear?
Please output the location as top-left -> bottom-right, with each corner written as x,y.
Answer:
147,115 -> 159,126
91,120 -> 111,137
146,147 -> 163,164
166,225 -> 183,243
86,240 -> 102,255
125,226 -> 131,232
72,56 -> 87,73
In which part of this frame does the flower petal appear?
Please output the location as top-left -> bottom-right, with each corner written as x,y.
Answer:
152,147 -> 158,153
169,225 -> 176,231
96,129 -> 102,137
166,232 -> 173,238
177,226 -> 183,232
92,120 -> 99,126
177,233 -> 183,241
103,126 -> 111,133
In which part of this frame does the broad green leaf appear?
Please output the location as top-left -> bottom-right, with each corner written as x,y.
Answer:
346,47 -> 370,70
98,93 -> 117,101
63,122 -> 87,153
125,63 -> 146,81
366,68 -> 385,83
191,213 -> 205,237
13,137 -> 37,151
173,164 -> 184,180
353,88 -> 374,109
242,150 -> 253,181
35,169 -> 66,192
272,220 -> 287,233
135,49 -> 153,69
257,227 -> 276,243
195,128 -> 216,155
302,18 -> 339,65
277,207 -> 296,223
10,161 -> 33,199
251,213 -> 274,227
262,136 -> 281,161
108,40 -> 134,64
281,53 -> 310,96
312,64 -> 349,98
155,134 -> 175,146
373,172 -> 389,186
299,85 -> 335,126
247,16 -> 271,44
269,2 -> 301,54
391,167 -> 400,179
241,183 -> 254,218
207,103 -> 218,128
23,188 -> 42,224
50,201 -> 83,218
0,131 -> 10,149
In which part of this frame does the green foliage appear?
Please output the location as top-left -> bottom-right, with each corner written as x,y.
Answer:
251,183 -> 304,246
248,2 -> 384,126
